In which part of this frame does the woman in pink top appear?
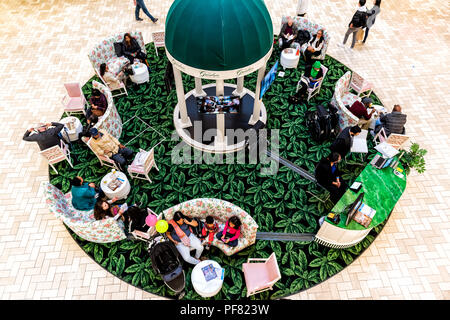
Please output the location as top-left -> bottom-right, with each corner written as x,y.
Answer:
215,216 -> 241,247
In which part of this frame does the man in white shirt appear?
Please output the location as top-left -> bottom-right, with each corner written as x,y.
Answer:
296,0 -> 309,17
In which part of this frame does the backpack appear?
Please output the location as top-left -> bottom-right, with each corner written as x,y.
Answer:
327,102 -> 340,137
296,30 -> 311,46
306,104 -> 339,142
350,10 -> 368,28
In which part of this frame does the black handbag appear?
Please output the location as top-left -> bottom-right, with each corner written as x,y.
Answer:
114,42 -> 123,57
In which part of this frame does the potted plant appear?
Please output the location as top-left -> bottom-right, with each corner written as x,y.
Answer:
399,143 -> 427,176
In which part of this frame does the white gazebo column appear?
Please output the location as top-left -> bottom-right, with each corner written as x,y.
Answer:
173,66 -> 192,128
216,79 -> 224,96
249,64 -> 267,125
193,77 -> 207,97
214,113 -> 226,149
232,76 -> 245,97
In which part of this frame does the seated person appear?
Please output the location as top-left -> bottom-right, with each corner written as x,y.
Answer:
94,197 -> 121,220
78,115 -> 98,140
86,89 -> 107,118
215,215 -> 241,247
122,33 -> 148,66
88,128 -> 134,171
70,176 -> 98,211
200,216 -> 219,250
374,104 -> 407,136
330,125 -> 361,158
348,97 -> 375,130
303,29 -> 324,64
315,152 -> 348,203
296,61 -> 324,98
23,122 -> 64,151
122,205 -> 150,234
99,63 -> 128,89
278,18 -> 298,49
166,211 -> 204,265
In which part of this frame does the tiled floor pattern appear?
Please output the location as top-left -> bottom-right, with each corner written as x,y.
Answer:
0,0 -> 449,300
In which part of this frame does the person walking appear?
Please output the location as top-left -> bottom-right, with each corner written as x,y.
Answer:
363,0 -> 382,44
296,0 -> 309,17
338,0 -> 368,51
134,0 -> 158,23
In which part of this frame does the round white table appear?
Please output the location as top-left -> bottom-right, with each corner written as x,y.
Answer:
280,48 -> 300,69
100,171 -> 131,200
129,62 -> 149,84
59,116 -> 82,141
191,260 -> 224,298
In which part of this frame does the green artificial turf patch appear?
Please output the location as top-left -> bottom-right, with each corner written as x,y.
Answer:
50,41 -> 386,299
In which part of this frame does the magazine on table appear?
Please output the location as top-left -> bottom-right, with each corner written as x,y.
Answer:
352,203 -> 376,228
107,177 -> 123,191
201,264 -> 224,282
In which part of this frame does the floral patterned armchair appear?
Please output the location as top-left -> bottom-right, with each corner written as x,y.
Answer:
281,16 -> 330,60
44,183 -> 126,243
162,199 -> 258,256
330,71 -> 360,130
90,80 -> 122,139
87,31 -> 146,77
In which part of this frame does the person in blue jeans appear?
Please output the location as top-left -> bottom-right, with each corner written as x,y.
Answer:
134,0 -> 158,23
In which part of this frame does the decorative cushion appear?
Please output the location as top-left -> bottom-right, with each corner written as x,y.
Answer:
162,198 -> 258,256
45,183 -> 126,243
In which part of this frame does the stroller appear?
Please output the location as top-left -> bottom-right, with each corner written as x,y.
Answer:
125,208 -> 186,298
148,236 -> 186,297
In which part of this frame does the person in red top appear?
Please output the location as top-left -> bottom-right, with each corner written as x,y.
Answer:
348,97 -> 375,129
200,216 -> 219,250
216,216 -> 241,247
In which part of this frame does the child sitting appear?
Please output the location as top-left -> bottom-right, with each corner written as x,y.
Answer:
200,216 -> 219,250
215,215 -> 241,247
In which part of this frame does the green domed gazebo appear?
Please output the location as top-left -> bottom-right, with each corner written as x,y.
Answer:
165,0 -> 274,153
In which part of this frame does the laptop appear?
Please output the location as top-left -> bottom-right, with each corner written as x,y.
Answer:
370,155 -> 394,169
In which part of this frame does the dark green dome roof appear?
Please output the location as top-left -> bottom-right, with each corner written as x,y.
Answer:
165,0 -> 273,71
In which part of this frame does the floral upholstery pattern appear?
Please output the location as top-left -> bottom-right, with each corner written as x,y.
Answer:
44,183 -> 126,243
162,198 -> 258,256
92,80 -> 122,139
87,31 -> 146,76
330,71 -> 360,130
281,16 -> 330,60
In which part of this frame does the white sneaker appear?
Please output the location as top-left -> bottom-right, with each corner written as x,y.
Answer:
345,46 -> 354,53
337,43 -> 345,49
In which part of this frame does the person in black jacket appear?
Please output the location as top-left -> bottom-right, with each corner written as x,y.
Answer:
122,33 -> 148,65
330,125 -> 361,158
122,205 -> 150,234
338,0 -> 368,50
315,152 -> 348,203
23,122 -> 64,151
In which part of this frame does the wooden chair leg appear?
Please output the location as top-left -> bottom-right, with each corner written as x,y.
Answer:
50,163 -> 58,174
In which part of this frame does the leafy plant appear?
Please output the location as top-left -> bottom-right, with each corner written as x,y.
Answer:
399,143 -> 427,175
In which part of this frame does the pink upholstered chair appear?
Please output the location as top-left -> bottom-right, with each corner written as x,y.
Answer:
62,83 -> 88,116
127,148 -> 159,183
242,252 -> 281,297
349,71 -> 373,98
39,140 -> 73,174
151,31 -> 165,57
85,137 -> 120,170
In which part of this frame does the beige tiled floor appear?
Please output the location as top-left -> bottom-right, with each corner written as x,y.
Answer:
0,0 -> 449,300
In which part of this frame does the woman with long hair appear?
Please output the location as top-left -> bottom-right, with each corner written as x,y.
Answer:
99,63 -> 127,90
93,197 -> 120,220
363,0 -> 382,43
122,33 -> 148,66
303,29 -> 324,64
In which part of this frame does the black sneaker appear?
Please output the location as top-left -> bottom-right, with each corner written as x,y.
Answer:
153,18 -> 158,23
136,17 -> 143,21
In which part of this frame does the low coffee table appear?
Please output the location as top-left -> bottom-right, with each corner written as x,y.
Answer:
100,171 -> 131,200
130,62 -> 149,84
59,116 -> 82,142
280,47 -> 300,69
191,259 -> 224,298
